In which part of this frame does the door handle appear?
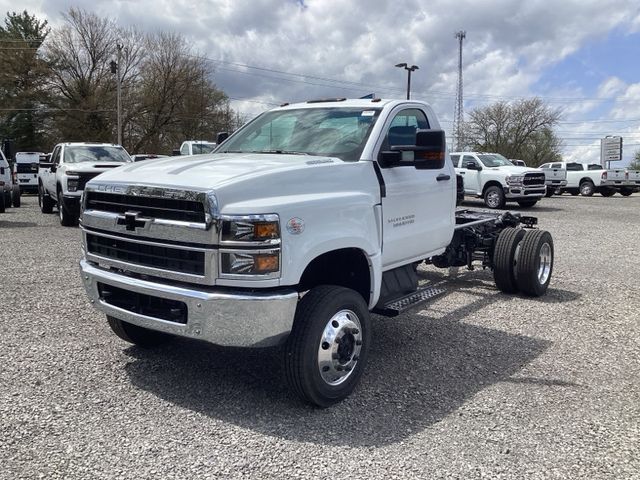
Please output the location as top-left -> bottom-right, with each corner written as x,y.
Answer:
459,171 -> 465,174
436,174 -> 451,181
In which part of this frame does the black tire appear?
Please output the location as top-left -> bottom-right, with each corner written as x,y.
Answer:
483,185 -> 506,209
4,192 -> 10,207
579,181 -> 594,197
107,315 -> 172,348
600,187 -> 615,197
284,285 -> 370,408
515,230 -> 554,297
545,188 -> 554,197
0,191 -> 5,213
57,188 -> 77,226
11,185 -> 20,207
620,188 -> 633,197
554,188 -> 562,195
517,200 -> 538,208
493,227 -> 526,294
39,183 -> 54,213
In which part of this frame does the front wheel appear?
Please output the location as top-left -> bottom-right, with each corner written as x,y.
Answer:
11,185 -> 20,207
484,185 -> 506,209
58,190 -> 77,226
517,200 -> 538,208
107,316 -> 173,348
515,230 -> 554,297
284,285 -> 370,407
580,181 -> 595,197
39,184 -> 54,213
0,191 -> 5,213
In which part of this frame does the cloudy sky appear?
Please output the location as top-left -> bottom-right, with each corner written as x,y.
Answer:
6,0 -> 640,165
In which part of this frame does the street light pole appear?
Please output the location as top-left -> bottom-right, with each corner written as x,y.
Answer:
395,63 -> 419,100
116,43 -> 123,146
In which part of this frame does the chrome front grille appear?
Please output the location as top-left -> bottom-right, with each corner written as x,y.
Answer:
86,233 -> 205,275
85,191 -> 206,223
81,184 -> 218,284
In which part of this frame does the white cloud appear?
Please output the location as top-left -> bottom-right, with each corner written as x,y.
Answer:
3,0 -> 640,162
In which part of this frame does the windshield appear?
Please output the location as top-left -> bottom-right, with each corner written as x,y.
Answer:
477,153 -> 513,167
218,107 -> 382,161
63,145 -> 131,164
192,143 -> 216,154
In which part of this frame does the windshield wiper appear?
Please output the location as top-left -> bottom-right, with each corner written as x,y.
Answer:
222,149 -> 309,155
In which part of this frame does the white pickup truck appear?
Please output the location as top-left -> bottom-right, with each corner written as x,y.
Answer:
79,99 -> 555,407
555,162 -> 612,196
0,149 -> 21,212
179,140 -> 217,155
38,142 -> 132,226
599,167 -> 640,196
450,152 -> 547,208
15,152 -> 44,194
538,162 -> 568,196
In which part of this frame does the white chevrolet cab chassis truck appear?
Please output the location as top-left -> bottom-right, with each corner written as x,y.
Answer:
79,99 -> 555,407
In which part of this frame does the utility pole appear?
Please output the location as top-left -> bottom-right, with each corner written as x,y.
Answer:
395,63 -> 419,100
453,31 -> 466,151
116,43 -> 123,146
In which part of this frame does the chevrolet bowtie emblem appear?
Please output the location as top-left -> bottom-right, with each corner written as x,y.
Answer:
116,211 -> 148,231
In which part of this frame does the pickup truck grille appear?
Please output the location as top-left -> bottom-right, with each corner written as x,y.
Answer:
523,173 -> 545,186
86,233 -> 205,275
85,191 -> 206,223
78,173 -> 103,190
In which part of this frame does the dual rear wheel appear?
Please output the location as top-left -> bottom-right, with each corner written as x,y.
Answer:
493,227 -> 553,297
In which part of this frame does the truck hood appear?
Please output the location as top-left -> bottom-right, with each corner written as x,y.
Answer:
92,153 -> 343,189
87,153 -> 376,215
483,165 -> 541,175
62,161 -> 128,172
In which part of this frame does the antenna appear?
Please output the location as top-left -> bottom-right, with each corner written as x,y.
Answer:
453,30 -> 466,151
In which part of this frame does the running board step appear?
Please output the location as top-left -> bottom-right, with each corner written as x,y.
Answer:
373,286 -> 446,317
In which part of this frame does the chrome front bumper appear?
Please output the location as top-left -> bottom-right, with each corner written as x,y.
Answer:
504,185 -> 547,199
80,260 -> 299,347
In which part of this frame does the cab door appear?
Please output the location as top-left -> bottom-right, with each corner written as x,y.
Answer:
44,146 -> 60,195
458,154 -> 482,194
376,107 -> 455,268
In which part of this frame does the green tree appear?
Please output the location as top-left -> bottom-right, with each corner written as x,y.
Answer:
463,98 -> 563,167
0,10 -> 50,153
630,150 -> 640,170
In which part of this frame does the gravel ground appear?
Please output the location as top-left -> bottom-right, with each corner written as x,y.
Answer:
1,194 -> 638,479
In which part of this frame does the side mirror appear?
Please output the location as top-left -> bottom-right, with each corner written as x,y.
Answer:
39,161 -> 53,169
413,129 -> 446,170
378,151 -> 402,168
172,149 -> 181,156
50,163 -> 57,172
465,161 -> 482,171
217,132 -> 229,144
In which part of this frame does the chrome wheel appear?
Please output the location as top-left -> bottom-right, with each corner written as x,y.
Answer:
538,242 -> 552,284
580,183 -> 593,196
487,191 -> 500,208
317,309 -> 362,386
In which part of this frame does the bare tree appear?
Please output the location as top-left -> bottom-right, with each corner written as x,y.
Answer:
464,98 -> 563,166
43,8 -> 144,143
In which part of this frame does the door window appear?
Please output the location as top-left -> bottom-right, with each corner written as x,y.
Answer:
379,108 -> 432,164
462,155 -> 477,168
51,147 -> 61,164
566,163 -> 583,171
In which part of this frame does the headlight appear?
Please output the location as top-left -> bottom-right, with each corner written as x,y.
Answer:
506,175 -> 524,185
221,250 -> 280,275
220,215 -> 280,243
67,178 -> 79,192
219,214 -> 281,278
